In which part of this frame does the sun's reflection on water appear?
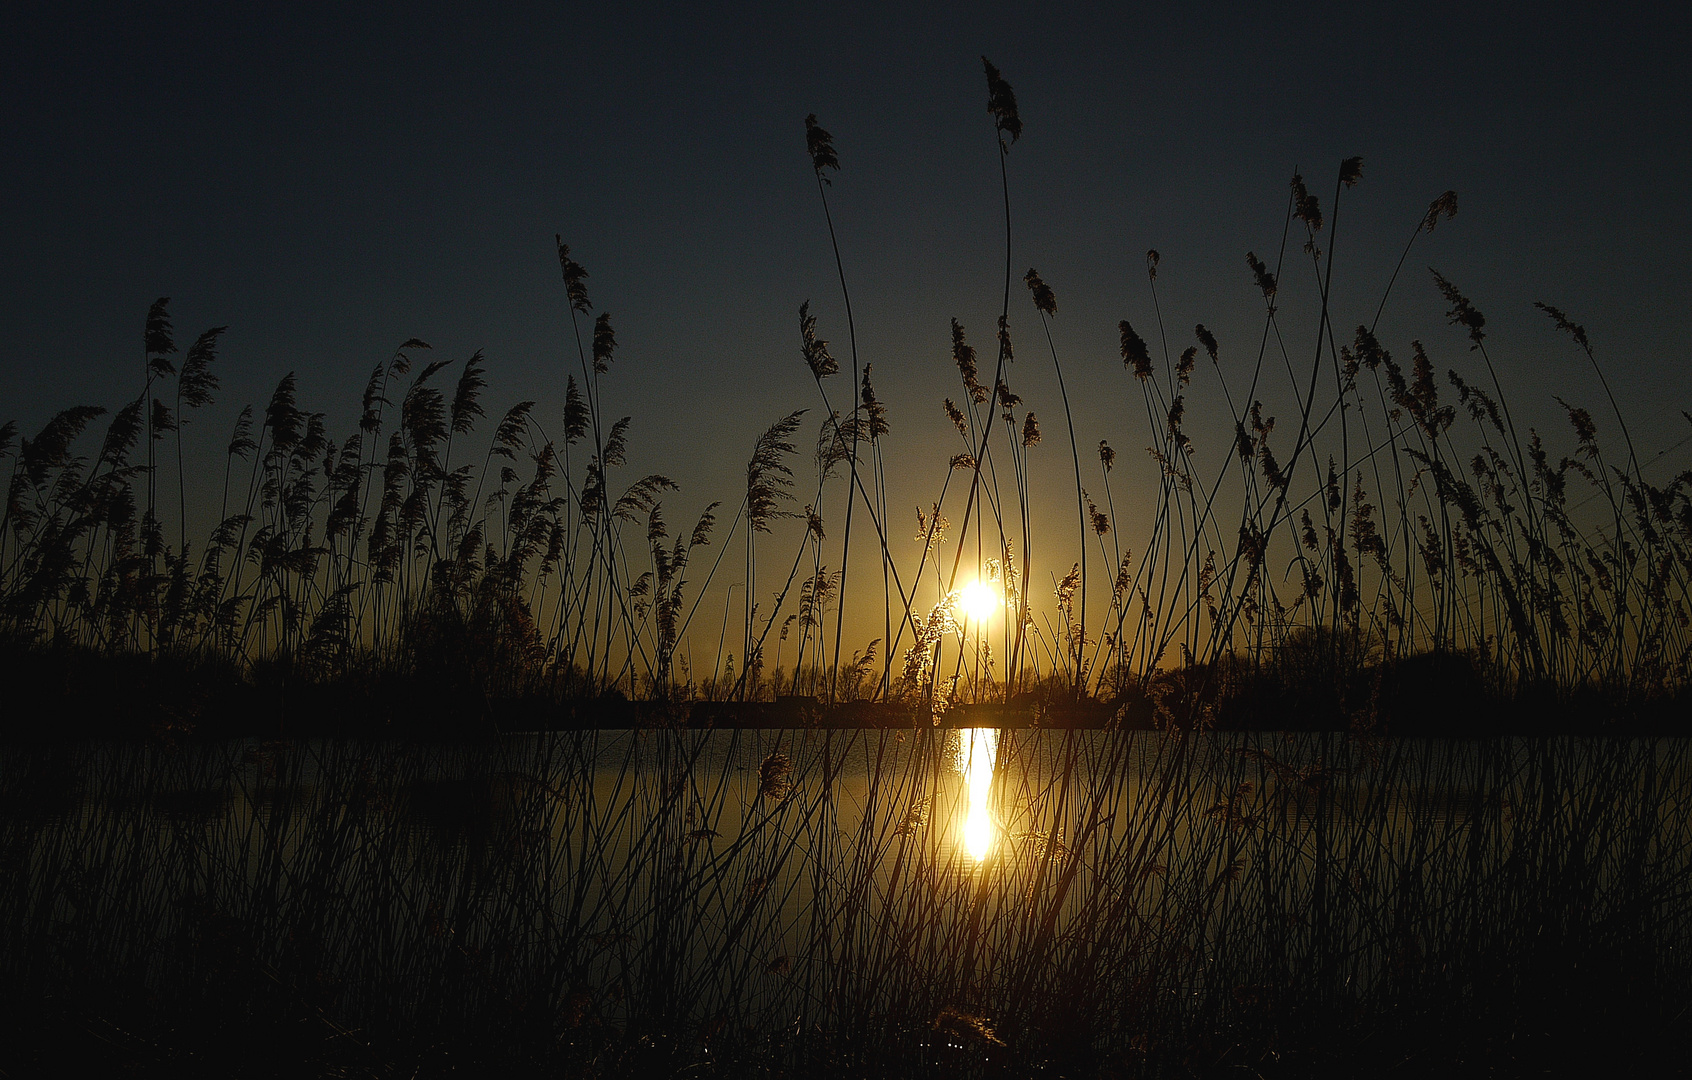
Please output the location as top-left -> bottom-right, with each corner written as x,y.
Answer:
957,727 -> 998,862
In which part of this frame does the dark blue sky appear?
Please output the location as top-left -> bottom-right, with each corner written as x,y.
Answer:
5,1 -> 1690,584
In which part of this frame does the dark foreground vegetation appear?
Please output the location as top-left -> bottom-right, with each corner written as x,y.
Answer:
3,730 -> 1689,1078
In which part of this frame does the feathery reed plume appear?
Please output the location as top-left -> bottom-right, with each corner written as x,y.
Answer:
491,401 -> 535,459
226,406 -> 255,459
1536,302 -> 1640,472
150,395 -> 175,434
1120,320 -> 1154,379
952,319 -> 986,403
1424,189 -> 1459,231
450,351 -> 487,434
1534,301 -> 1590,352
563,376 -> 588,445
1021,412 -> 1041,447
1290,173 -> 1323,233
1246,251 -> 1278,304
1195,324 -> 1219,364
689,502 -> 718,548
144,297 -> 176,376
1351,325 -> 1388,370
176,327 -> 226,411
18,405 -> 105,490
758,751 -> 792,800
915,503 -> 950,554
1175,346 -> 1196,387
814,412 -> 852,480
995,380 -> 1021,421
1339,155 -> 1364,187
858,366 -> 888,440
554,237 -> 592,314
97,399 -> 142,465
803,113 -> 839,180
900,592 -> 959,691
944,398 -> 968,437
981,57 -> 1022,145
592,313 -> 617,375
1024,267 -> 1057,315
1098,440 -> 1115,471
168,323 -> 229,549
747,411 -> 807,534
602,416 -> 631,467
1086,493 -> 1110,535
1431,269 -> 1486,348
798,301 -> 837,378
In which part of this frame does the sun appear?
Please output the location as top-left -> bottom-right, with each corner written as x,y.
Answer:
958,580 -> 1000,625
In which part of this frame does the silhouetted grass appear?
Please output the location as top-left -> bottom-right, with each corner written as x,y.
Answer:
2,56 -> 1690,1079
4,59 -> 1687,736
1,730 -> 1687,1076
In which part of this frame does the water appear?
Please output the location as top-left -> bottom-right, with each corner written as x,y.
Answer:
3,729 -> 1689,1068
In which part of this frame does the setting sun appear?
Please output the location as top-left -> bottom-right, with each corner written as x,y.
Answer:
958,580 -> 1000,625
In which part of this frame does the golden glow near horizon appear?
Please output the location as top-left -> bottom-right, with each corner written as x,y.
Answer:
958,727 -> 999,862
958,579 -> 1000,625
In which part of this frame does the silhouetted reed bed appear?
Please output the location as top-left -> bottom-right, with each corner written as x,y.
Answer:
3,66 -> 1689,736
4,57 -> 1691,1076
1,730 -> 1688,1075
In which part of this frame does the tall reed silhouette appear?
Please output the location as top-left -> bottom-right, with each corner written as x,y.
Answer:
1,67 -> 1688,729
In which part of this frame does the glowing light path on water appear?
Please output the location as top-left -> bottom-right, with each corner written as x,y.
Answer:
958,727 -> 999,861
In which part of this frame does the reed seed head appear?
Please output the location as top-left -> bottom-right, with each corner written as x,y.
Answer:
1024,268 -> 1057,316
1195,324 -> 1219,364
981,57 -> 1022,145
803,113 -> 840,180
1176,347 -> 1196,387
1431,269 -> 1486,349
799,301 -> 838,378
1120,320 -> 1153,379
178,327 -> 227,411
1423,190 -> 1459,232
1290,173 -> 1323,233
1534,301 -> 1591,352
1246,252 -> 1277,303
858,366 -> 888,440
144,297 -> 176,374
554,237 -> 592,314
950,319 -> 986,403
592,313 -> 617,375
943,398 -> 967,436
563,376 -> 588,445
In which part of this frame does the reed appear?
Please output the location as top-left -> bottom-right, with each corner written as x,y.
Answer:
2,728 -> 1686,1074
6,48 -> 1692,1080
2,58 -> 1687,728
